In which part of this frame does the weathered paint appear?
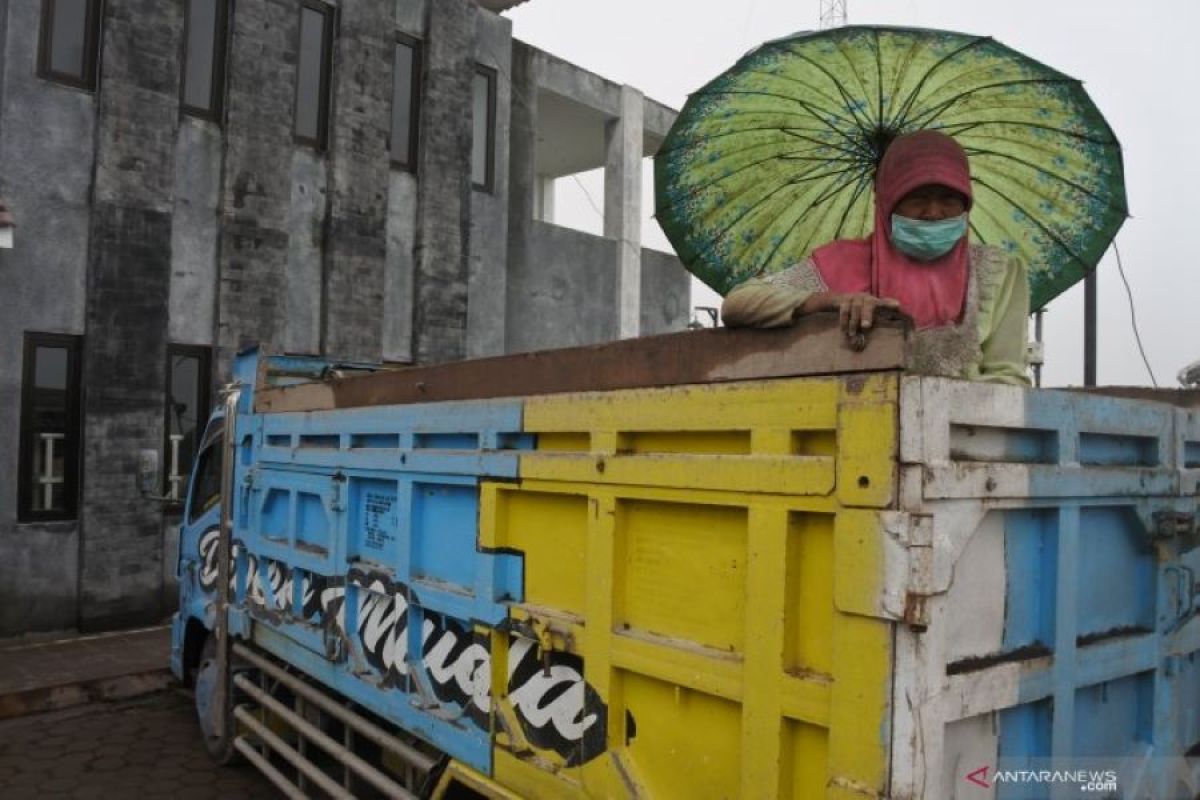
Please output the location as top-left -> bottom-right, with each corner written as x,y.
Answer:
891,377 -> 1200,800
172,355 -> 1200,798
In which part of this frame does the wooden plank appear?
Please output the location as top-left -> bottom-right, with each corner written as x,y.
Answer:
254,312 -> 910,413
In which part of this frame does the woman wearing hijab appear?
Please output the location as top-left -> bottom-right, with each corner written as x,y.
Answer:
721,130 -> 1031,386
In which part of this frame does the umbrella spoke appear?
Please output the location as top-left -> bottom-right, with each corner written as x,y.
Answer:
657,153 -> 864,222
888,35 -> 992,131
932,118 -> 1116,147
965,147 -> 1128,215
903,77 -> 1085,131
832,173 -> 874,241
971,175 -> 1091,268
780,45 -> 880,134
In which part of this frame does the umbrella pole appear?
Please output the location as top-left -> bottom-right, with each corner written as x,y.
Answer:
1084,270 -> 1097,386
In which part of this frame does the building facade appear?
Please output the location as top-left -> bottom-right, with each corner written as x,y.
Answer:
0,0 -> 689,636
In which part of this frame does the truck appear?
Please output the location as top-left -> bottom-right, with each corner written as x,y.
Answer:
170,314 -> 1200,799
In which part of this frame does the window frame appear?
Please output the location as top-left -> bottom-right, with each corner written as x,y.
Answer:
389,32 -> 422,172
292,0 -> 335,151
18,332 -> 83,523
472,64 -> 497,193
163,344 -> 212,502
37,0 -> 102,91
180,0 -> 229,122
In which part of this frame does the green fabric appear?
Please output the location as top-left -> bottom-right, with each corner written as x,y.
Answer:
655,26 -> 1127,311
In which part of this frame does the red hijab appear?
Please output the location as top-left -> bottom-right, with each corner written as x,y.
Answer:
809,130 -> 973,329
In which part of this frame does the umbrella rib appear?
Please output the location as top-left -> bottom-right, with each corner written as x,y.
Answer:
888,35 -> 993,132
699,87 -> 861,130
931,118 -> 1117,147
722,68 -> 856,118
654,120 -> 861,158
695,89 -> 869,156
971,175 -> 1091,268
831,35 -> 879,126
790,172 -> 862,261
781,46 -> 879,138
874,29 -> 885,129
962,146 -> 1128,215
832,173 -> 874,242
903,77 -> 1087,131
657,153 -> 862,220
689,181 -> 810,265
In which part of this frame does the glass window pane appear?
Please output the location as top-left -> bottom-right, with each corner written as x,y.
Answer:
189,443 -> 223,523
34,346 -> 69,390
472,71 -> 490,186
295,7 -> 327,142
28,345 -> 71,513
183,0 -> 218,111
390,41 -> 415,162
168,354 -> 202,498
49,0 -> 89,79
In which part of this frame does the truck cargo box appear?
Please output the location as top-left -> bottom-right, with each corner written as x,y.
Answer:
172,319 -> 1200,799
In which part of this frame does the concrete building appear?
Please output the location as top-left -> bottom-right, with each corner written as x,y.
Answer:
0,0 -> 689,636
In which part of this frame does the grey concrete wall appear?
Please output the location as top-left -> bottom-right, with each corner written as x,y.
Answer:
466,10 -> 511,358
216,0 -> 297,369
0,0 -> 96,635
411,0 -> 476,364
285,149 -> 327,356
640,247 -> 690,336
384,170 -> 418,362
507,222 -> 617,353
321,0 -> 391,362
169,119 -> 221,346
78,0 -> 182,631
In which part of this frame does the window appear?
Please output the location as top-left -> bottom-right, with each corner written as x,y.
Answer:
38,0 -> 101,90
294,1 -> 334,149
390,34 -> 421,170
165,345 -> 212,501
18,333 -> 82,522
181,0 -> 229,119
187,436 -> 223,524
472,65 -> 496,191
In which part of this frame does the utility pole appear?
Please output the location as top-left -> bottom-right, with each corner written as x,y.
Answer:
820,0 -> 848,29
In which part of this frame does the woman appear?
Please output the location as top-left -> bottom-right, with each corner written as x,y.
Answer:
721,130 -> 1030,386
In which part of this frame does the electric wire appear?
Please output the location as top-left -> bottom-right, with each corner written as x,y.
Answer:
1112,240 -> 1158,387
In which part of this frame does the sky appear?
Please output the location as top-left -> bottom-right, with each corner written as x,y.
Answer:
507,0 -> 1200,388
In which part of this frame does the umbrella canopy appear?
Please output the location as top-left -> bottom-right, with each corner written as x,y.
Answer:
655,26 -> 1127,310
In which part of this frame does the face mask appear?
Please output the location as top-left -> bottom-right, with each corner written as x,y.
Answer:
890,213 -> 967,261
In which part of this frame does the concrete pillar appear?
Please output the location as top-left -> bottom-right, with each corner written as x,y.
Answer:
80,0 -> 182,630
604,85 -> 643,339
321,0 -> 391,362
412,0 -> 476,365
534,176 -> 555,223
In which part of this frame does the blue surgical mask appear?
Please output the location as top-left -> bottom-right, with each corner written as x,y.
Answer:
890,213 -> 968,261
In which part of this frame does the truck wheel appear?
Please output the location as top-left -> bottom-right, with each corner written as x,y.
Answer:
194,634 -> 239,764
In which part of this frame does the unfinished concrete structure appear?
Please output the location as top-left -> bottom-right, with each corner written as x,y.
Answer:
0,0 -> 688,636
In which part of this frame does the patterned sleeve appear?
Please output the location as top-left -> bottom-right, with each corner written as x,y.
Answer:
972,253 -> 1032,385
720,259 -> 828,328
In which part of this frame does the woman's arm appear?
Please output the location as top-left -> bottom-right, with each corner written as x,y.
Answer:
721,278 -> 812,328
975,255 -> 1032,386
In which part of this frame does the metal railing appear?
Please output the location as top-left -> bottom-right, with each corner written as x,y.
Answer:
230,642 -> 436,799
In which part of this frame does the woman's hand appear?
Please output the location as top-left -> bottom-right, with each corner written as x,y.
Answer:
796,292 -> 902,337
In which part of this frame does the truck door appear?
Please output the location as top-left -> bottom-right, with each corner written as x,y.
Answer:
179,418 -> 225,629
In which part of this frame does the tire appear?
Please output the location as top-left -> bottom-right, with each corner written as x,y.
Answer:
194,633 -> 239,764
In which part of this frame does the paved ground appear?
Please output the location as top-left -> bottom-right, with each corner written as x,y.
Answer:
0,626 -> 172,720
0,689 -> 279,799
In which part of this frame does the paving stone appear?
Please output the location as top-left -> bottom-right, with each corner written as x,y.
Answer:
0,692 -> 276,798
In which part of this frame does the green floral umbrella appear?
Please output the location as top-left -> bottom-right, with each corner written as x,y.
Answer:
654,26 -> 1127,310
